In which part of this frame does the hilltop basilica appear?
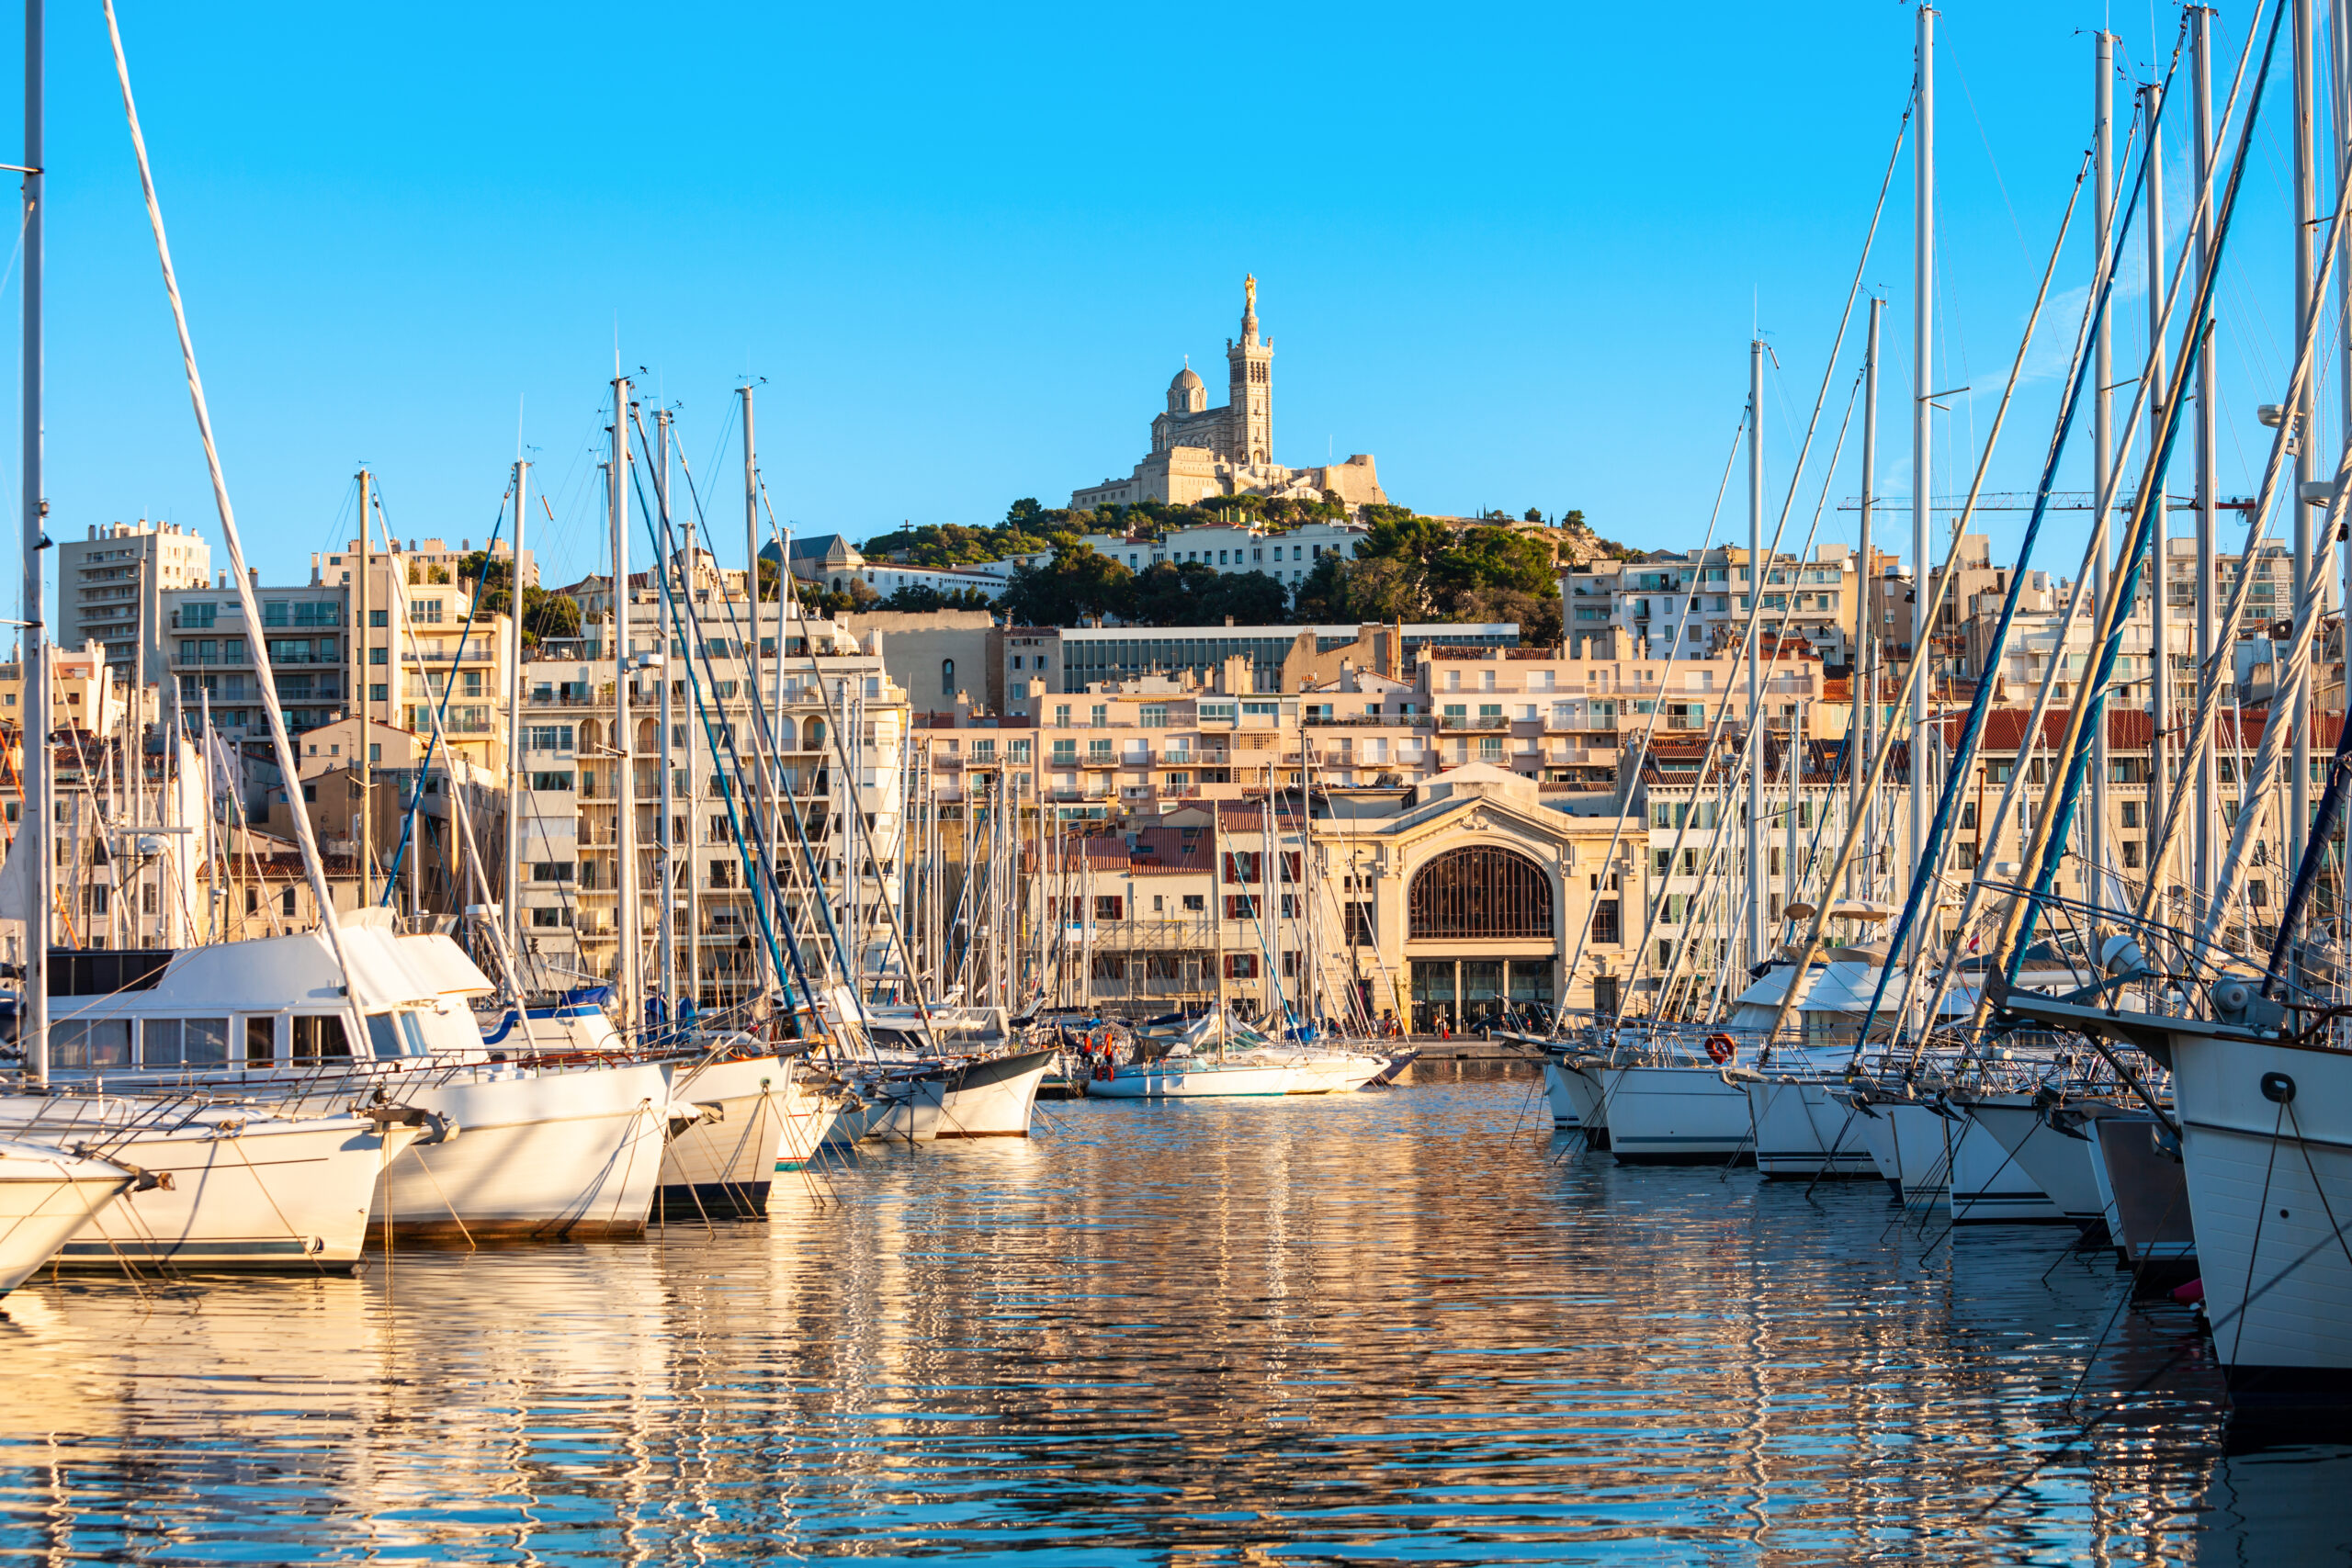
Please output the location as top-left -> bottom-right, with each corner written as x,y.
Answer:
1070,276 -> 1388,513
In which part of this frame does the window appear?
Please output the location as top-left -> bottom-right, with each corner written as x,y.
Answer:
529,771 -> 574,791
1054,705 -> 1071,728
1094,896 -> 1124,922
290,1014 -> 352,1062
942,658 -> 956,697
1591,900 -> 1622,943
369,647 -> 387,666
1224,953 -> 1259,979
183,602 -> 217,628
413,599 -> 444,623
1224,851 -> 1261,883
1224,894 -> 1258,920
141,1017 -> 229,1067
51,1019 -> 132,1068
531,862 -> 576,883
532,906 -> 573,929
1408,846 -> 1552,940
1010,739 -> 1032,762
1346,902 -> 1374,946
526,725 -> 574,752
246,1017 -> 275,1066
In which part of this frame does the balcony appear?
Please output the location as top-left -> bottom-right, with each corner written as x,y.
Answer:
1435,715 -> 1509,732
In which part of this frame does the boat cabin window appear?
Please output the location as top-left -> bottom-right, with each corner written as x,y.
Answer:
50,1018 -> 131,1068
363,1012 -> 430,1059
290,1014 -> 353,1063
245,1017 -> 275,1066
141,1018 -> 229,1068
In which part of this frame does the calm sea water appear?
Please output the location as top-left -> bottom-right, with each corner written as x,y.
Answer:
0,1073 -> 2343,1564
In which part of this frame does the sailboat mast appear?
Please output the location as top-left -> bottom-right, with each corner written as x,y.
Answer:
2091,31 -> 2115,916
356,466 -> 371,905
1857,297 -> 1880,830
2145,79 -> 2171,893
1910,0 -> 1934,962
505,457 -> 526,991
1747,337 -> 1765,970
654,406 -> 675,1020
2192,7 -> 2219,899
611,375 -> 639,1031
20,0 -> 44,1086
739,383 -> 775,1010
2291,0 -> 2318,874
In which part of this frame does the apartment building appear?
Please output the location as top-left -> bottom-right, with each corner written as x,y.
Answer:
1002,621 -> 1518,703
510,584 -> 910,1009
164,576 -> 348,742
1561,544 -> 1861,669
58,521 -> 212,681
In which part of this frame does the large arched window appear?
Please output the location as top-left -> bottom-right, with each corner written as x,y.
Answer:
1408,845 -> 1552,940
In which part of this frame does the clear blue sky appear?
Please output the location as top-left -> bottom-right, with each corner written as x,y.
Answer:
5,1 -> 2324,596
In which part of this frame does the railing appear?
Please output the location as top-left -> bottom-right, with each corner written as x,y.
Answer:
1436,716 -> 1508,731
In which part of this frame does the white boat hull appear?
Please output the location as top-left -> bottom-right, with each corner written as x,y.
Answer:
867,1049 -> 1053,1140
1541,1062 -> 1583,1130
1091,1059 -> 1303,1098
1601,1064 -> 1753,1164
0,1100 -> 424,1269
305,1061 -> 672,1243
2169,1031 -> 2352,1420
1850,1098 -> 1951,1196
1744,1077 -> 1879,1179
1945,1103 -> 2064,1224
1963,1096 -> 2108,1224
0,1143 -> 134,1292
659,1055 -> 801,1220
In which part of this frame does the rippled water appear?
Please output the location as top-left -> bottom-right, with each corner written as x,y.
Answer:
0,1074 -> 2344,1562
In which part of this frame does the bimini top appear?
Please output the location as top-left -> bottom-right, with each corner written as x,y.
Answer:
1723,961 -> 1978,1029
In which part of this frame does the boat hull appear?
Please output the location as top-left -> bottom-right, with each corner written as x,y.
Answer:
0,1145 -> 133,1292
1963,1096 -> 2109,1225
1744,1077 -> 1879,1179
0,1107 -> 426,1269
1945,1104 -> 2065,1224
2169,1031 -> 2352,1423
867,1049 -> 1053,1140
1601,1064 -> 1753,1165
658,1055 -> 797,1220
324,1061 -> 672,1244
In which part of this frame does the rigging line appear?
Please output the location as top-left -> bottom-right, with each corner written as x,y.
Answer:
1940,19 -> 2035,265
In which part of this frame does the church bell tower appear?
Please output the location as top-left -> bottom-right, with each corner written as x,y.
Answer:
1226,274 -> 1272,466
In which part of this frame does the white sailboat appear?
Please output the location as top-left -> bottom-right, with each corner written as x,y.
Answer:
0,1139 -> 136,1292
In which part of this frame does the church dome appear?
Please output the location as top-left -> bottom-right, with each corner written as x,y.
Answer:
1167,363 -> 1207,417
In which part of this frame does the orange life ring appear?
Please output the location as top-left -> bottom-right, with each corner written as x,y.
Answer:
1705,1033 -> 1736,1066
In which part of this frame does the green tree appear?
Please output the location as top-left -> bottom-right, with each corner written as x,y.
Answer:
1523,506 -> 1544,523
879,582 -> 996,613
998,544 -> 1134,626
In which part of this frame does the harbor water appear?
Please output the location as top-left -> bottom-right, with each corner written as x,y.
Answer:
0,1076 -> 2343,1563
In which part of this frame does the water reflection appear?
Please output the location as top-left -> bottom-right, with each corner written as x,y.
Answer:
0,1080 -> 2338,1562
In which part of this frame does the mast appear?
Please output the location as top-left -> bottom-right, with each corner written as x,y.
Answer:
2193,6 -> 2219,899
611,375 -> 639,1031
1747,337 -> 1765,971
655,405 -> 675,1022
739,383 -> 774,1010
2144,78 -> 2170,896
505,457 -> 526,991
356,466 -> 370,905
1857,297 -> 1881,827
2091,28 -> 2113,917
20,0 -> 41,1085
2291,0 -> 2317,875
1911,2 -> 1935,961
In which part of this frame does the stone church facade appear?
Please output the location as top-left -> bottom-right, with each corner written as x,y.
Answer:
1071,277 -> 1388,513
